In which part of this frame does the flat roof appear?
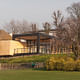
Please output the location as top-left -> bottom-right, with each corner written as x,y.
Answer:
13,32 -> 54,40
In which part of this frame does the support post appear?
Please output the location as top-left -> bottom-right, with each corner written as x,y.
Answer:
12,35 -> 15,40
37,33 -> 40,54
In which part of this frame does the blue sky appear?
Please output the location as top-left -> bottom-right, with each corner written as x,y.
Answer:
0,0 -> 80,27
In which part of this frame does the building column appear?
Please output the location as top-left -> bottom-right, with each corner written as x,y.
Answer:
37,33 -> 40,54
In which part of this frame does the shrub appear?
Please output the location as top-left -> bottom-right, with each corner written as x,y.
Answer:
45,57 -> 77,71
45,56 -> 80,71
63,57 -> 74,61
76,60 -> 80,71
45,57 -> 56,70
63,58 -> 76,71
45,57 -> 65,71
55,58 -> 65,70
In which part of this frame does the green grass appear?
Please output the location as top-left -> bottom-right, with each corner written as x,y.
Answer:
0,54 -> 67,63
0,69 -> 80,80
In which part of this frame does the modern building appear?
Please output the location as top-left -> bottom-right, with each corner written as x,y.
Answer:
0,30 -> 54,56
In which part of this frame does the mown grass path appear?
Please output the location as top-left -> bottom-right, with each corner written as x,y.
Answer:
0,69 -> 80,80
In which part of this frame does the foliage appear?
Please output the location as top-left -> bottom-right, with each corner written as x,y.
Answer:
45,56 -> 80,71
1,54 -> 80,71
55,58 -> 65,70
45,57 -> 56,70
76,60 -> 80,71
63,60 -> 76,71
45,57 -> 65,71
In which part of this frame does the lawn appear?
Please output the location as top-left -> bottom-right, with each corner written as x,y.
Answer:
0,69 -> 80,80
0,54 -> 68,63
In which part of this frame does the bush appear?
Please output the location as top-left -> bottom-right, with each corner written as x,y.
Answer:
45,57 -> 56,70
63,58 -> 76,71
45,57 -> 65,71
45,57 -> 77,71
76,60 -> 80,71
63,57 -> 74,61
55,58 -> 65,70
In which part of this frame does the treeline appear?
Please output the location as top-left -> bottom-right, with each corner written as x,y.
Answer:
1,20 -> 39,34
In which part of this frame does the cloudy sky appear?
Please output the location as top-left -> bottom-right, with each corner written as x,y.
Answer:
0,0 -> 80,27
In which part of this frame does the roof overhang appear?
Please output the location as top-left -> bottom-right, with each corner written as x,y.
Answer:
13,32 -> 54,41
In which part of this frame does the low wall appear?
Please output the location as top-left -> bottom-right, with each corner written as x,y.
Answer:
0,63 -> 32,70
0,63 -> 44,70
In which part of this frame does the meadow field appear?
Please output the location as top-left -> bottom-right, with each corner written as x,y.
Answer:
0,69 -> 80,80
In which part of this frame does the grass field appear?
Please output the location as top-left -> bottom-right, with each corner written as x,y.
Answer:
0,69 -> 80,80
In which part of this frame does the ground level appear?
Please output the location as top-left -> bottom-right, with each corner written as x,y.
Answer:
0,69 -> 80,80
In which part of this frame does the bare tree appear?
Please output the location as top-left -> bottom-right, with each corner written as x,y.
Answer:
3,20 -> 32,34
67,2 -> 80,19
16,20 -> 32,33
52,10 -> 64,29
66,2 -> 80,59
51,10 -> 67,53
52,10 -> 75,54
3,20 -> 18,34
52,10 -> 65,40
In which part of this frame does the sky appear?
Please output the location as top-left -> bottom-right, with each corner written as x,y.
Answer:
0,0 -> 80,28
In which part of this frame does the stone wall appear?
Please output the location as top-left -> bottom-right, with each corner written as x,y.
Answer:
0,63 -> 32,70
0,63 -> 44,70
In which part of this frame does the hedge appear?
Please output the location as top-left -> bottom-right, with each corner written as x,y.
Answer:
45,57 -> 80,71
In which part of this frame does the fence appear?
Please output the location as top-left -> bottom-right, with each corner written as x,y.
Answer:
52,47 -> 72,54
